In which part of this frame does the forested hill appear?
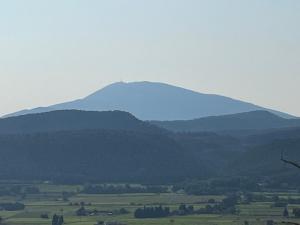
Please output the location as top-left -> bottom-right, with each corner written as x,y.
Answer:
229,130 -> 300,187
0,110 -> 162,134
1,126 -> 300,184
151,110 -> 300,132
0,110 -> 300,185
0,129 -> 204,183
0,110 -> 202,182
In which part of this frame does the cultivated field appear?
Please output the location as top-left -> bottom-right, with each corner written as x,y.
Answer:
0,183 -> 300,225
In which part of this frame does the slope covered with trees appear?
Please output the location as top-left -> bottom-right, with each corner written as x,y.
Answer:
0,129 -> 204,183
0,110 -> 162,135
152,111 -> 300,132
0,110 -> 300,186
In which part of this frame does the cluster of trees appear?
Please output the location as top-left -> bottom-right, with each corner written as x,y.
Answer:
283,207 -> 289,218
24,186 -> 40,194
284,198 -> 300,204
188,195 -> 238,215
134,194 -> 239,219
243,193 -> 300,209
166,204 -> 196,216
0,202 -> 25,211
52,214 -> 64,225
243,193 -> 292,205
76,207 -> 88,216
293,208 -> 300,217
61,191 -> 75,201
0,185 -> 40,197
76,206 -> 129,217
134,206 -> 170,218
173,178 -> 260,195
40,213 -> 49,219
278,207 -> 300,218
196,195 -> 239,215
242,193 -> 271,203
82,184 -> 168,194
271,196 -> 300,208
69,201 -> 92,207
95,221 -> 127,225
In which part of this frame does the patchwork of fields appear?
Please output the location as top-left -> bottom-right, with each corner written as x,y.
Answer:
0,184 -> 300,225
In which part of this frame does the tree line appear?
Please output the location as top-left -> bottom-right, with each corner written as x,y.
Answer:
0,202 -> 25,211
82,184 -> 168,194
134,195 -> 239,219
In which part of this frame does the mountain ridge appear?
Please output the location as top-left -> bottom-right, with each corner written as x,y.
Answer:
4,81 -> 295,120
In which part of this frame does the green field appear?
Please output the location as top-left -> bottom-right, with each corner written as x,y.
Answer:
0,184 -> 300,225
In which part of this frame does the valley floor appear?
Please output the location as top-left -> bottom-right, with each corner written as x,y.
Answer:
0,183 -> 300,225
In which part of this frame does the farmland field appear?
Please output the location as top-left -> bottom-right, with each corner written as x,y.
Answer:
0,183 -> 300,225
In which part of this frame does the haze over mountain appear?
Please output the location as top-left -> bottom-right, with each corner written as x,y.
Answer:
152,110 -> 300,133
5,81 -> 294,120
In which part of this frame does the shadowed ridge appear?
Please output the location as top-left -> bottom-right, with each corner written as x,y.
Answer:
0,110 -> 163,135
151,110 -> 300,132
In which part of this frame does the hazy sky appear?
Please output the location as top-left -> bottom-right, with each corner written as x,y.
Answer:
0,0 -> 299,117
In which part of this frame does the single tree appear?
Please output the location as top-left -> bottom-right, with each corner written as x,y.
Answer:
283,207 -> 289,218
58,215 -> 64,225
52,214 -> 59,225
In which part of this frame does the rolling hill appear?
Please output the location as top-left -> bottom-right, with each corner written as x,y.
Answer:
0,110 -> 299,184
0,110 -> 162,135
152,110 -> 300,132
0,110 -> 204,182
0,129 -> 203,183
229,131 -> 300,186
4,81 -> 294,120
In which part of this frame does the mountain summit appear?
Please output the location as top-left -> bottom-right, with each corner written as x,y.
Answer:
5,81 -> 293,120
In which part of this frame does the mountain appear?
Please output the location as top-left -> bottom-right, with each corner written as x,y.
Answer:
0,110 -> 162,135
4,81 -> 294,120
151,111 -> 300,132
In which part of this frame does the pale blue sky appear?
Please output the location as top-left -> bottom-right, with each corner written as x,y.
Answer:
0,0 -> 299,116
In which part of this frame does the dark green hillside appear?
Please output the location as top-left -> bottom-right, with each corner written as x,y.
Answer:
173,132 -> 243,174
171,128 -> 300,187
152,110 -> 300,132
229,137 -> 300,185
0,110 -> 300,186
244,127 -> 300,146
0,110 -> 162,134
0,129 -> 205,183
